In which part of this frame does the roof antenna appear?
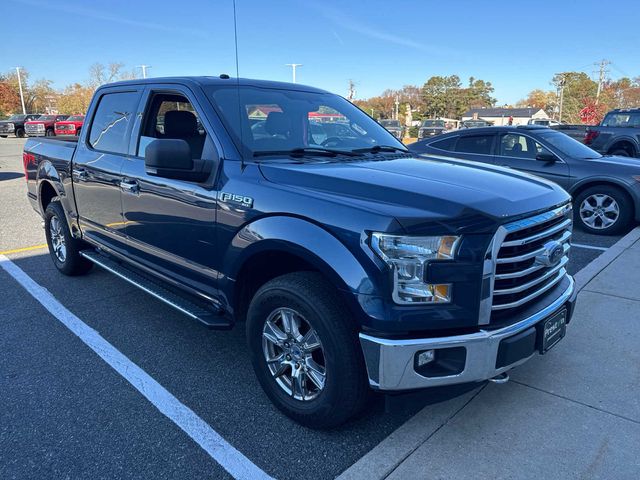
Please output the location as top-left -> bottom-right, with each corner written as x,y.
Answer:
232,0 -> 244,168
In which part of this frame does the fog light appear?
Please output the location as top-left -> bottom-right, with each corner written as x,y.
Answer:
417,349 -> 435,366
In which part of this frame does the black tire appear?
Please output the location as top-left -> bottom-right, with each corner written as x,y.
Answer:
610,148 -> 630,157
75,128 -> 81,138
0,135 -> 7,138
574,185 -> 633,235
44,199 -> 93,275
45,129 -> 54,137
246,272 -> 370,429
15,128 -> 25,138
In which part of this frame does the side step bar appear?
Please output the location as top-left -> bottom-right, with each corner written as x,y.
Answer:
80,250 -> 232,330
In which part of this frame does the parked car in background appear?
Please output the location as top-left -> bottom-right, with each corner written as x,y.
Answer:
379,119 -> 404,139
461,119 -> 491,128
584,108 -> 640,157
528,118 -> 561,127
25,114 -> 69,137
418,119 -> 446,138
0,114 -> 42,138
409,125 -> 640,235
54,115 -> 85,136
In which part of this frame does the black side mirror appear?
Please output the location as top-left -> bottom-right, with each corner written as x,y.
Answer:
536,151 -> 557,162
145,139 -> 211,182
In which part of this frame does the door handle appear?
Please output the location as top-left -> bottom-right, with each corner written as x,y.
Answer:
72,167 -> 88,181
120,179 -> 140,195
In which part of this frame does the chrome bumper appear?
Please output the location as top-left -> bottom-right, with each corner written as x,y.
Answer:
359,276 -> 575,391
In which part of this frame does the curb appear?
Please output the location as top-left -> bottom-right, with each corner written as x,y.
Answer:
573,226 -> 640,292
337,226 -> 640,480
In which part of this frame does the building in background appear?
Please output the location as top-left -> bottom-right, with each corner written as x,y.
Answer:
461,107 -> 548,126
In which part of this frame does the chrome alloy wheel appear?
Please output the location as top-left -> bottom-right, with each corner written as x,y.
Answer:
262,307 -> 326,401
49,215 -> 67,262
580,194 -> 620,230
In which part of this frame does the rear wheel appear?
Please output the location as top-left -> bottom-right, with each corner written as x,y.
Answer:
610,148 -> 631,157
44,199 -> 93,275
574,185 -> 633,235
45,129 -> 54,137
246,272 -> 370,428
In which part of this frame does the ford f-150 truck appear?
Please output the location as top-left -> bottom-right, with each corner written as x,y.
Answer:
25,114 -> 69,137
55,115 -> 85,136
0,113 -> 42,138
584,108 -> 640,157
24,77 -> 577,428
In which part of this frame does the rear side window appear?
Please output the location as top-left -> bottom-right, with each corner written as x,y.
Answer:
455,135 -> 493,155
89,91 -> 139,154
430,136 -> 456,151
601,112 -> 640,127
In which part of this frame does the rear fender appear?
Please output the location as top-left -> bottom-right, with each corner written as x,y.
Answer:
36,160 -> 76,233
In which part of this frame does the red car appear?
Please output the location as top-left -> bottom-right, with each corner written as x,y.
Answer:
25,114 -> 69,137
55,115 -> 85,136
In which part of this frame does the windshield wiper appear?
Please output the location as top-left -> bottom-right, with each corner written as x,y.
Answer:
352,145 -> 409,154
253,147 -> 363,158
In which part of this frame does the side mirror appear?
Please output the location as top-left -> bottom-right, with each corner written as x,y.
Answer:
145,139 -> 211,182
536,151 -> 557,162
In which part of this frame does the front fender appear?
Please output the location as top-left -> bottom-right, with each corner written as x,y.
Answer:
223,215 -> 379,296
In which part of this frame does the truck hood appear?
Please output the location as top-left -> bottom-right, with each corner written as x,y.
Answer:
259,154 -> 570,235
587,155 -> 640,168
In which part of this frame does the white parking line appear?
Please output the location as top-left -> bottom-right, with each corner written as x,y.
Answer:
0,254 -> 273,480
571,243 -> 609,252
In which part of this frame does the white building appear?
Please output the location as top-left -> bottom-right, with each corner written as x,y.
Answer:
461,107 -> 548,126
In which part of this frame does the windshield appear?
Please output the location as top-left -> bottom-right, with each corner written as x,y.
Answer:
67,115 -> 84,121
422,120 -> 445,128
380,120 -> 401,128
601,112 -> 640,127
208,86 -> 405,157
537,130 -> 602,159
36,115 -> 56,121
6,114 -> 26,121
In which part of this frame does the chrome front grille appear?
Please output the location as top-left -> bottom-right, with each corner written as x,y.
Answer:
25,123 -> 45,133
492,204 -> 572,314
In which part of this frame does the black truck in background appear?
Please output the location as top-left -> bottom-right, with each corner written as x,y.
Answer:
585,108 -> 640,157
0,113 -> 42,138
23,76 -> 576,428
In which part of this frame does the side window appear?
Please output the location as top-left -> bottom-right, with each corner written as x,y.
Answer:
500,134 -> 536,159
455,135 -> 493,155
138,93 -> 207,159
430,136 -> 456,151
89,92 -> 139,154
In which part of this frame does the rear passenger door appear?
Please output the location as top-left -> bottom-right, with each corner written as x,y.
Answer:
72,87 -> 142,254
119,86 -> 222,295
451,133 -> 497,165
495,132 -> 569,187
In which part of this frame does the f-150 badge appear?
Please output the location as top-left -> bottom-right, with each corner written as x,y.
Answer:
219,191 -> 254,208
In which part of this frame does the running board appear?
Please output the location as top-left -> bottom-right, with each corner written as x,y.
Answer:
80,250 -> 232,330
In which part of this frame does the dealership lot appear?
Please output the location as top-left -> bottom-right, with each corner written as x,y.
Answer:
1,137 -> 638,479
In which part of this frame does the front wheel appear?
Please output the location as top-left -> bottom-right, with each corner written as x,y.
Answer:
15,128 -> 25,138
45,129 -> 54,137
246,272 -> 370,428
44,199 -> 93,275
574,186 -> 633,235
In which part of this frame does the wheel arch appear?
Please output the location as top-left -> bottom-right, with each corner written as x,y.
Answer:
607,138 -> 638,156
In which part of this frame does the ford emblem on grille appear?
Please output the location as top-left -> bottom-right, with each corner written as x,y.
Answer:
535,240 -> 564,267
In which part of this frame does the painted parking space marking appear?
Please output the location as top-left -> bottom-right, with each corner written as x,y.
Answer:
0,244 -> 47,255
0,254 -> 273,480
571,243 -> 609,252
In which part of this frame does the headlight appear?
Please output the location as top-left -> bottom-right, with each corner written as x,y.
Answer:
370,234 -> 460,304
7,123 -> 14,131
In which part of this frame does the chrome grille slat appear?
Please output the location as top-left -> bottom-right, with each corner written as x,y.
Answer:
494,257 -> 569,295
489,203 -> 573,317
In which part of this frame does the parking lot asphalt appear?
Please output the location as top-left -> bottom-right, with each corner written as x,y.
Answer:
0,137 -> 636,479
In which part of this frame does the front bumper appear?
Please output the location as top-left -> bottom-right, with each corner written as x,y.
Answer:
359,276 -> 576,390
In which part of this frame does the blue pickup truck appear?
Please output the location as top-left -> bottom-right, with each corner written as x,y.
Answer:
585,108 -> 640,157
23,76 -> 576,428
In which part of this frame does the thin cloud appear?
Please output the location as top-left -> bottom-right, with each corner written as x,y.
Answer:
306,2 -> 454,55
13,0 -> 208,39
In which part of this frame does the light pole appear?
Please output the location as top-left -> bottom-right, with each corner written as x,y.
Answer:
285,64 -> 302,83
15,67 -> 26,114
137,65 -> 151,79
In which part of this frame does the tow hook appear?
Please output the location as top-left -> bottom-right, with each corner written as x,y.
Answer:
488,372 -> 510,384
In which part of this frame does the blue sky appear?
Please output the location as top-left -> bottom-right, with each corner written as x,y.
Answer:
3,0 -> 639,104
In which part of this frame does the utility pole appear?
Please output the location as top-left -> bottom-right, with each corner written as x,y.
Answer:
394,95 -> 400,121
347,79 -> 356,101
594,59 -> 611,104
15,67 -> 26,114
554,73 -> 567,122
137,65 -> 151,79
285,64 -> 303,83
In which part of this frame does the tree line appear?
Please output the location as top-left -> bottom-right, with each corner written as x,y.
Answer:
355,72 -> 640,125
0,63 -> 137,117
